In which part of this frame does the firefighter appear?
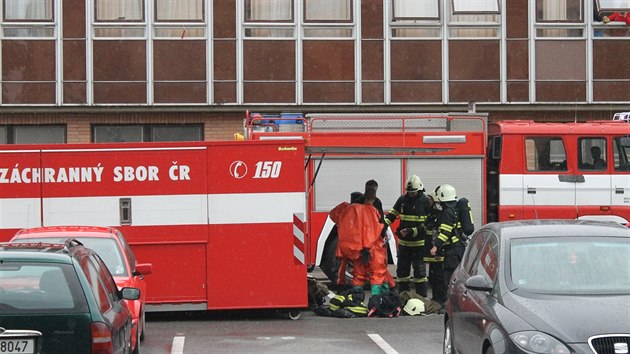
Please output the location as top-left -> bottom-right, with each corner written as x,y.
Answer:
385,175 -> 431,296
430,184 -> 466,294
331,188 -> 389,295
424,186 -> 447,305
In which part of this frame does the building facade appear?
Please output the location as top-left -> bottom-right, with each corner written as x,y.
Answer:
1,0 -> 629,143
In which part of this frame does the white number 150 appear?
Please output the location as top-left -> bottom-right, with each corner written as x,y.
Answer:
254,161 -> 282,178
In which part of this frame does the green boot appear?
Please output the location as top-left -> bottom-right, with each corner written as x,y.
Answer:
371,284 -> 382,295
380,283 -> 390,294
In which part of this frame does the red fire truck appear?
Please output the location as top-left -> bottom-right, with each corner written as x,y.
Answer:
1,113 -> 629,312
0,140 -> 307,316
245,113 -> 630,282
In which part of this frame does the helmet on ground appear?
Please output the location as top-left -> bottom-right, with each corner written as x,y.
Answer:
403,298 -> 425,316
437,184 -> 457,202
406,175 -> 424,192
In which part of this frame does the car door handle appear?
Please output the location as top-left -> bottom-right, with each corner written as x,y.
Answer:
527,187 -> 536,194
616,187 -> 624,194
558,175 -> 585,183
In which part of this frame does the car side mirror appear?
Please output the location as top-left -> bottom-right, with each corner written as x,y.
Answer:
133,263 -> 152,276
465,274 -> 493,292
121,287 -> 141,300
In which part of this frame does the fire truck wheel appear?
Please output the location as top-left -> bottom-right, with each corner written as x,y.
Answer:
287,310 -> 301,320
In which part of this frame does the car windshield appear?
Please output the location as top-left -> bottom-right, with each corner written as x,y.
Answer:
0,263 -> 89,314
510,236 -> 630,295
16,237 -> 129,277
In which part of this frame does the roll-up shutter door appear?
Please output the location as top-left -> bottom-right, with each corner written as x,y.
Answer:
314,159 -> 402,212
407,158 -> 484,226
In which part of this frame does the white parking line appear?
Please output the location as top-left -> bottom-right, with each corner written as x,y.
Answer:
171,335 -> 185,354
368,333 -> 399,354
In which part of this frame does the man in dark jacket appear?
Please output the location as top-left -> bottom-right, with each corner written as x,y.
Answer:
385,175 -> 431,296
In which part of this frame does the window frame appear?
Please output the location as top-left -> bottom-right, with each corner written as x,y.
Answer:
596,0 -> 630,12
153,0 -> 205,23
525,136 -> 568,172
451,0 -> 500,15
94,0 -> 145,23
535,0 -> 584,23
303,0 -> 352,23
578,137 -> 607,171
92,124 -> 204,143
392,0 -> 441,21
244,0 -> 294,23
2,0 -> 54,22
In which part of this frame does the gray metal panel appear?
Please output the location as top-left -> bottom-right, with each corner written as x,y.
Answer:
313,159 -> 402,211
407,158 -> 484,226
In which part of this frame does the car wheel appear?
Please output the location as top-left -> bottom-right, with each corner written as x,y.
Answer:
287,310 -> 301,320
132,329 -> 140,354
139,309 -> 146,342
443,319 -> 455,354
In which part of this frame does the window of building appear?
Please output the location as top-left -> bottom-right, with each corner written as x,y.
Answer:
94,0 -> 145,38
536,0 -> 583,22
155,0 -> 203,21
452,0 -> 500,14
449,1 -> 501,38
244,0 -> 294,38
579,138 -> 607,171
391,0 -> 441,38
525,137 -> 568,171
153,0 -> 205,38
245,0 -> 293,22
92,125 -> 203,142
95,0 -> 144,22
303,0 -> 353,38
596,0 -> 630,12
2,0 -> 54,37
3,0 -> 53,21
0,125 -> 66,144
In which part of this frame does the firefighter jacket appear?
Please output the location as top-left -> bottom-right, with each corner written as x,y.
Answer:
385,192 -> 431,247
433,201 -> 465,270
433,201 -> 462,250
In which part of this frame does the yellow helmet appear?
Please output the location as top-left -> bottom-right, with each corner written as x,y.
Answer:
403,298 -> 425,316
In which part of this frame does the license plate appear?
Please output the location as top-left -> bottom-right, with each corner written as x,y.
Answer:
0,339 -> 35,354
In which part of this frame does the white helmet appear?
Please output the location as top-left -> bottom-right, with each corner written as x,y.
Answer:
437,184 -> 457,202
429,185 -> 441,200
403,298 -> 425,316
406,175 -> 424,192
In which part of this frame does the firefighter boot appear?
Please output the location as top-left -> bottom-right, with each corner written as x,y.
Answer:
371,284 -> 382,295
415,282 -> 428,297
397,281 -> 410,293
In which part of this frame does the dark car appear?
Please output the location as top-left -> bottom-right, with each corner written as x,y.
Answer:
11,226 -> 153,354
444,219 -> 630,354
0,240 -> 140,354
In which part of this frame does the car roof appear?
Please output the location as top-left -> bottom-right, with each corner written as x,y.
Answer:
482,219 -> 630,239
14,225 -> 117,239
0,241 -> 91,264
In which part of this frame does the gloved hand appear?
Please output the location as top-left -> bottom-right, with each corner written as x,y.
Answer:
360,248 -> 371,265
603,15 -> 610,23
382,227 -> 393,245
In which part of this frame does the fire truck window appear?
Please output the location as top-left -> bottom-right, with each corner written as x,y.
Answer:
578,138 -> 607,171
525,137 -> 567,171
613,137 -> 630,171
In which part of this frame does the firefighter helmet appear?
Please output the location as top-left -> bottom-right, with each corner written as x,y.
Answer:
437,184 -> 457,202
406,175 -> 424,192
403,298 -> 425,316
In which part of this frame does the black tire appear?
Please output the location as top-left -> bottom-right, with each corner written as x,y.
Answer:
139,309 -> 145,341
443,319 -> 455,354
132,330 -> 140,354
287,310 -> 301,320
